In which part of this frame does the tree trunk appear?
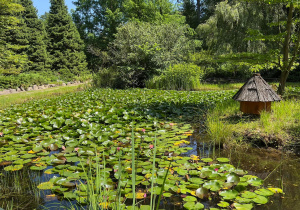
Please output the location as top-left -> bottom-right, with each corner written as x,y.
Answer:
278,3 -> 294,95
278,71 -> 289,95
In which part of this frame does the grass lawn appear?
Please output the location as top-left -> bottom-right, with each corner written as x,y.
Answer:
0,84 -> 86,109
206,96 -> 300,149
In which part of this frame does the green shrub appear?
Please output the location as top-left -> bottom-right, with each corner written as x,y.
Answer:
146,63 -> 204,90
0,72 -> 59,89
93,67 -> 119,88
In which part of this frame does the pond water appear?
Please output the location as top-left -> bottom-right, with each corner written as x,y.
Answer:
1,126 -> 298,210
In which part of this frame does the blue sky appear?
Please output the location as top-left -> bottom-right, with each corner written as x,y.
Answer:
32,0 -> 76,16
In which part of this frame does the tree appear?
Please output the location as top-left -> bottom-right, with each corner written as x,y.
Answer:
19,0 -> 49,72
46,0 -> 88,79
197,1 -> 280,54
72,0 -> 178,71
180,0 -> 198,28
239,0 -> 300,94
104,20 -> 198,88
0,0 -> 28,75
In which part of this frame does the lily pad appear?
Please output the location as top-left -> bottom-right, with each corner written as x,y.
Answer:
219,190 -> 239,200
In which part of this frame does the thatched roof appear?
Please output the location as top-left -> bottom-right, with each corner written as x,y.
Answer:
232,74 -> 281,102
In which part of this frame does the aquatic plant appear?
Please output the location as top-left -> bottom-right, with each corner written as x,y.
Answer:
0,89 -> 282,209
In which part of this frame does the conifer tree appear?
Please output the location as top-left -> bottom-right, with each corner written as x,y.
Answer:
46,0 -> 88,79
19,0 -> 49,72
0,0 -> 28,75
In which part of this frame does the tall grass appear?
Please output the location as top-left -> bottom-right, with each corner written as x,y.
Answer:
207,97 -> 300,147
74,127 -> 167,210
146,63 -> 204,91
206,100 -> 237,147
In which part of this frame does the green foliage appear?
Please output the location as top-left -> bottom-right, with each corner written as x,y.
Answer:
105,21 -> 197,88
0,0 -> 28,75
46,0 -> 88,79
0,88 -> 282,209
123,0 -> 174,22
0,72 -> 59,89
146,63 -> 204,90
72,0 -> 180,70
197,0 -> 280,54
19,0 -> 49,72
180,0 -> 198,29
92,67 -> 119,88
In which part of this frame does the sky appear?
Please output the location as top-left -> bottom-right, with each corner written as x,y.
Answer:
32,0 -> 76,17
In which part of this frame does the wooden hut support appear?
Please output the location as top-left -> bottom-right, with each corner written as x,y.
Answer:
240,101 -> 271,115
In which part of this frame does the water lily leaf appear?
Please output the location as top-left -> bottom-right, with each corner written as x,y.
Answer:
4,164 -> 23,171
183,196 -> 197,202
235,196 -> 252,204
30,165 -> 47,170
247,178 -> 263,187
254,189 -> 274,196
252,195 -> 268,204
217,158 -> 230,163
219,190 -> 239,200
201,158 -> 213,163
217,201 -> 230,207
13,159 -> 31,165
241,191 -> 257,199
21,154 -> 36,159
203,180 -> 222,191
177,168 -> 188,176
189,178 -> 204,185
64,191 -> 77,199
183,202 -> 195,210
189,170 -> 200,176
52,159 -> 66,164
233,203 -> 253,210
163,192 -> 172,197
61,182 -> 76,188
37,181 -> 54,190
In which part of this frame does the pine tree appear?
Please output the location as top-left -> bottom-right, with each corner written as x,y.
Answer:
0,0 -> 28,75
19,0 -> 49,72
46,0 -> 88,79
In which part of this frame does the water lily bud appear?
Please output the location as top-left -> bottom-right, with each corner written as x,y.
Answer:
117,147 -> 120,151
142,128 -> 146,133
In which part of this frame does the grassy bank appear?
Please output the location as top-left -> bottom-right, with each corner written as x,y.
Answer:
206,98 -> 300,148
0,85 -> 86,109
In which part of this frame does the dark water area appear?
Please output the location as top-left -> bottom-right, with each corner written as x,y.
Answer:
1,127 -> 300,210
184,127 -> 300,210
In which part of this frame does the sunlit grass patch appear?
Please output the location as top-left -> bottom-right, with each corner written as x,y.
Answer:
0,85 -> 85,109
207,96 -> 300,147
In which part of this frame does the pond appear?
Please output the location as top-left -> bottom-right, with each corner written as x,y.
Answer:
0,89 -> 295,209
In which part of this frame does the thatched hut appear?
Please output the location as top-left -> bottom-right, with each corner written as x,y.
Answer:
232,73 -> 281,115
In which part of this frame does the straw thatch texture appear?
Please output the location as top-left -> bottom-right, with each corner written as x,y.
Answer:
232,74 -> 281,102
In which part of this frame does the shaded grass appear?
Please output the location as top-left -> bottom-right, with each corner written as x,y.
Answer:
0,85 -> 86,109
206,98 -> 300,148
